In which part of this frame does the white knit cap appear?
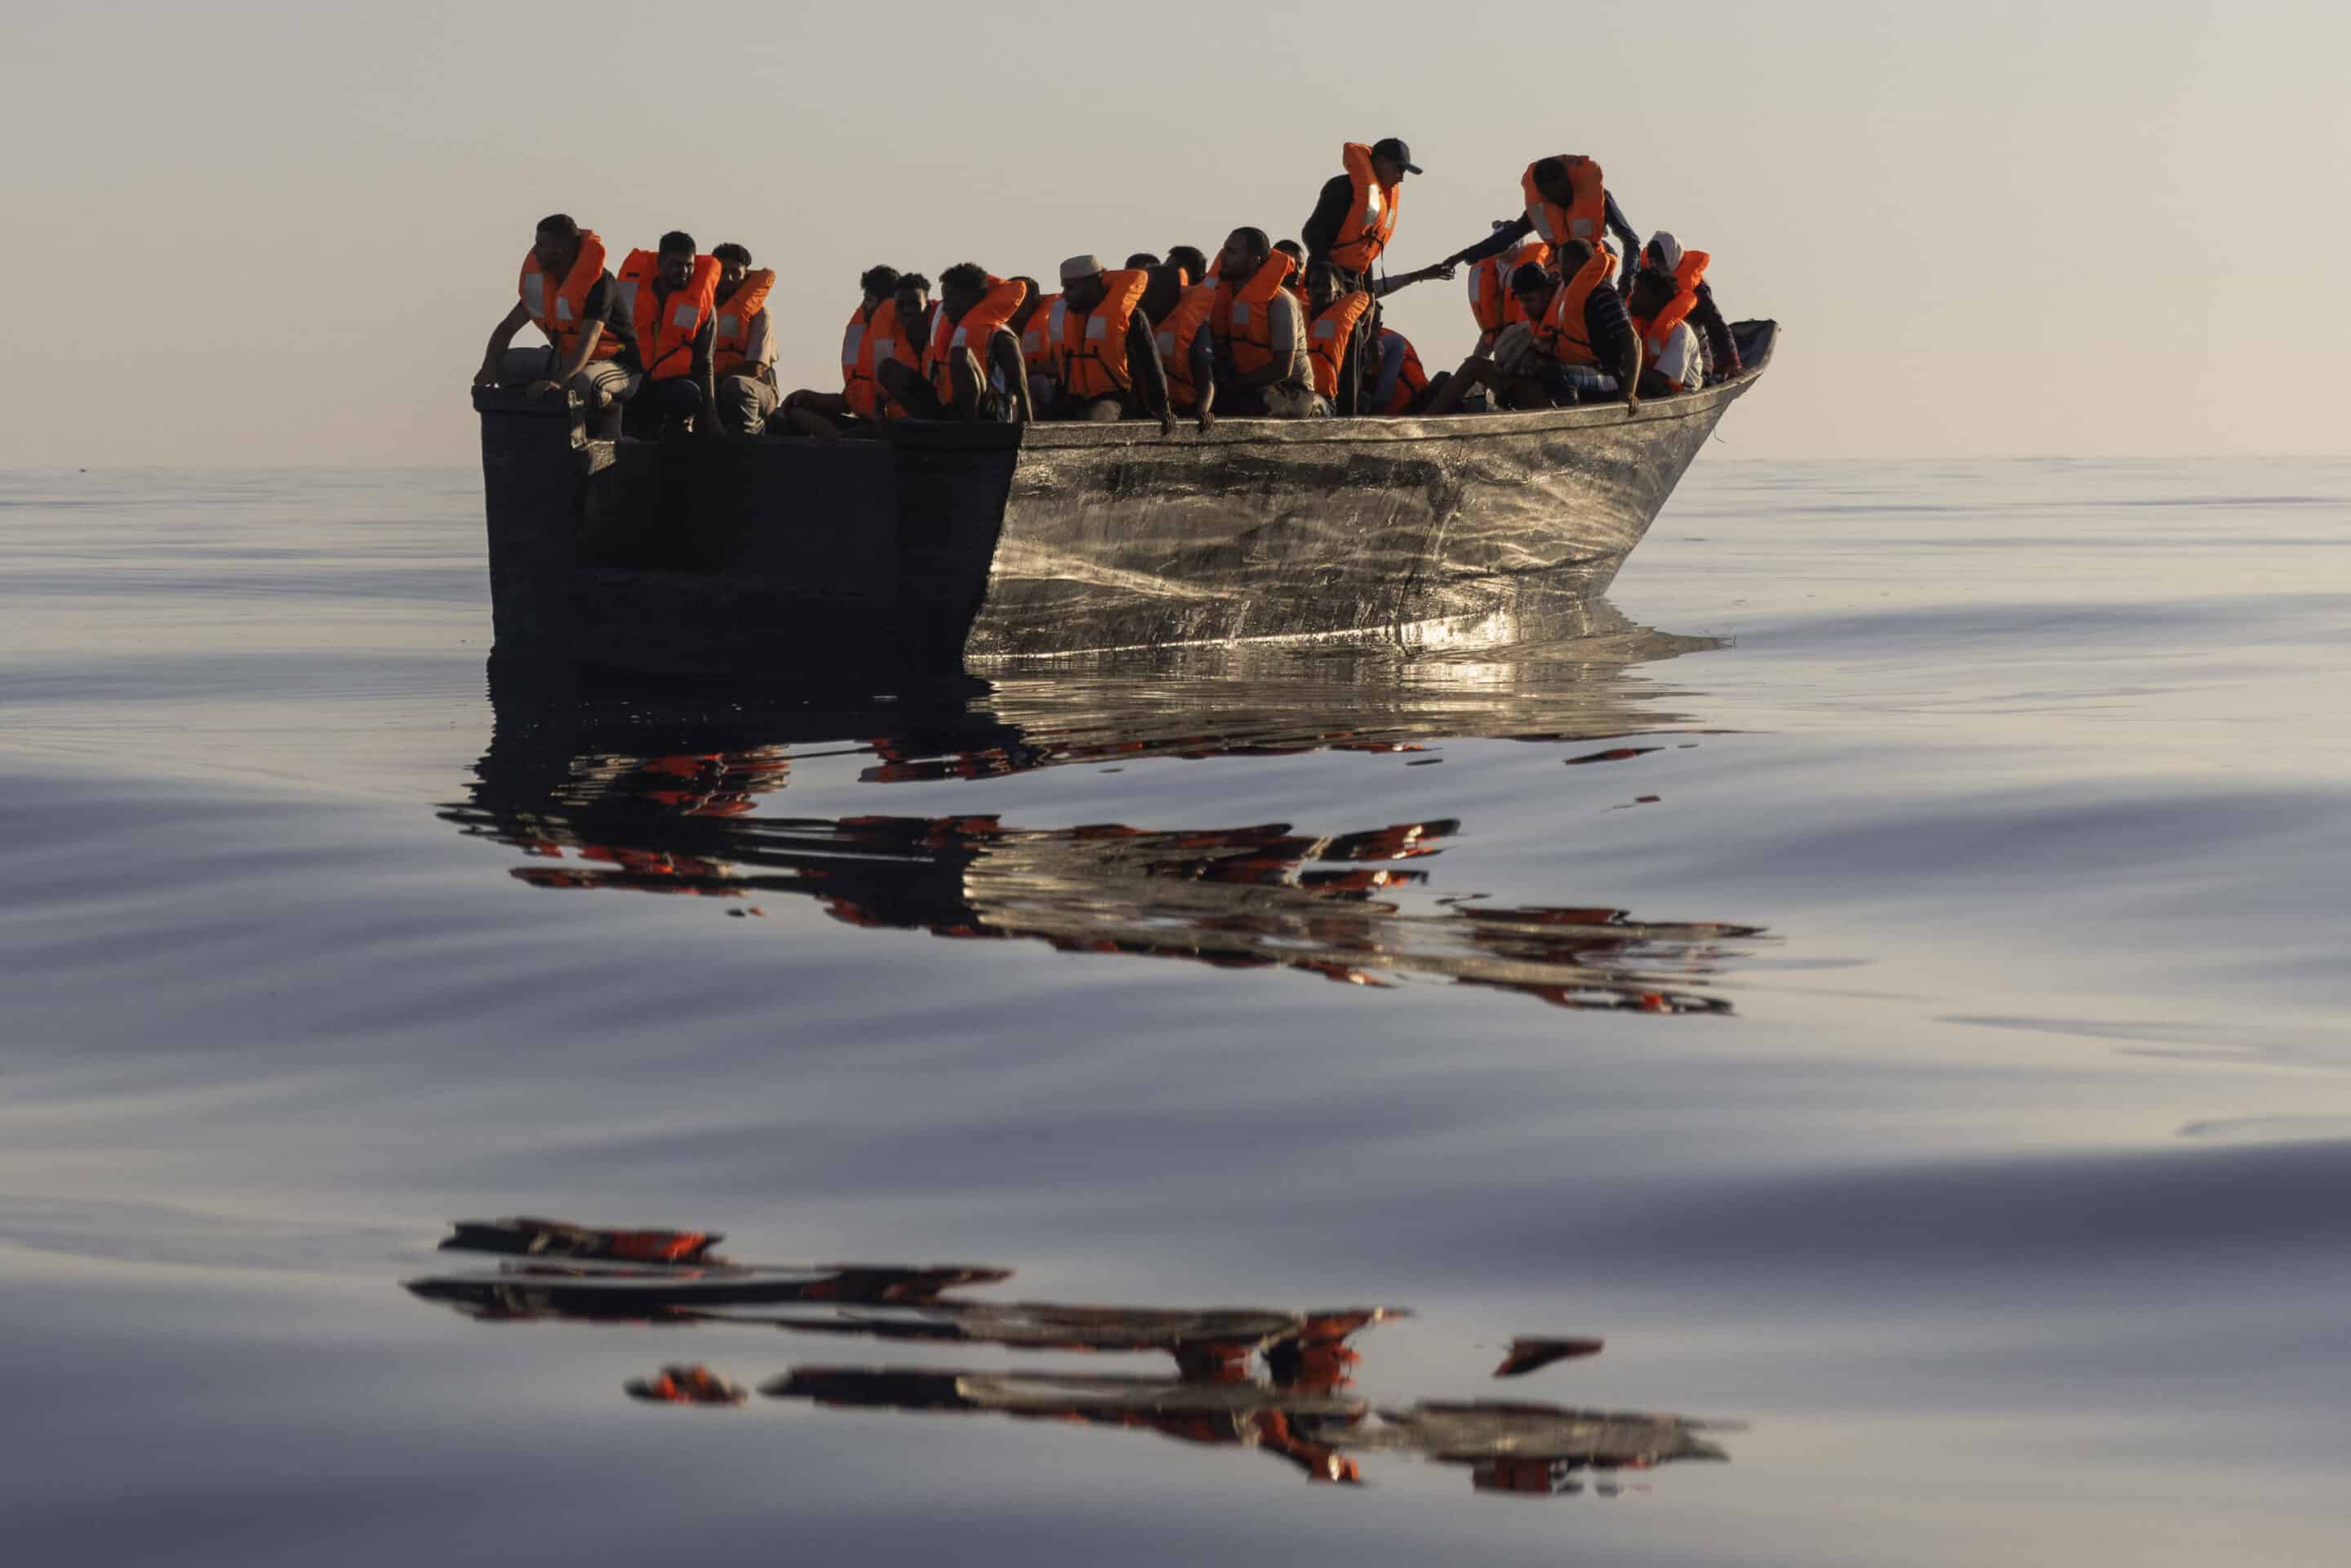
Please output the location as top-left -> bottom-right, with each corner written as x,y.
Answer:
1059,255 -> 1103,282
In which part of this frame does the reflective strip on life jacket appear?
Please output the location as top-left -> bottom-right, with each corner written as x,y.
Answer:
618,250 -> 721,381
1057,269 -> 1149,398
1533,248 -> 1615,367
1382,330 -> 1428,414
925,276 -> 1029,403
1329,141 -> 1400,273
1211,252 -> 1295,376
1020,291 -> 1061,369
841,300 -> 885,417
1153,282 -> 1219,408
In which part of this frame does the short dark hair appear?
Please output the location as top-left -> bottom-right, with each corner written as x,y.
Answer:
1167,245 -> 1209,282
1554,238 -> 1595,272
939,262 -> 989,293
896,273 -> 931,295
711,242 -> 752,266
1509,262 -> 1552,295
659,230 -> 696,256
860,264 -> 901,295
1273,238 -> 1304,260
1231,227 -> 1269,255
535,213 -> 579,238
1123,251 -> 1160,269
1531,157 -> 1567,188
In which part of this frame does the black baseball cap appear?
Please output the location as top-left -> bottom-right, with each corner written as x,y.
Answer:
1371,137 -> 1422,174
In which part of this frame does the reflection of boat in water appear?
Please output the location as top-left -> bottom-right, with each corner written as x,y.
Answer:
407,1219 -> 1731,1495
442,629 -> 1765,1014
475,324 -> 1775,675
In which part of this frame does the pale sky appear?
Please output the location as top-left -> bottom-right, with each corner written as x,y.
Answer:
2,0 -> 2343,467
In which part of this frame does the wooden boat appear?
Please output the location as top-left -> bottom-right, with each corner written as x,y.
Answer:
474,322 -> 1775,674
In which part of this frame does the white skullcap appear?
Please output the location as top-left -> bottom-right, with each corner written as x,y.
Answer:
1059,255 -> 1104,282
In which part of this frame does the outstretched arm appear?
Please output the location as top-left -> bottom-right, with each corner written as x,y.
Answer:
1603,191 -> 1641,295
1445,216 -> 1534,269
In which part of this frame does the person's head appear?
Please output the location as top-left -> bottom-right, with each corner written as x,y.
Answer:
1304,257 -> 1339,310
1219,228 -> 1271,282
859,264 -> 901,308
1167,245 -> 1209,286
1641,231 -> 1682,278
656,230 -> 697,288
712,242 -> 753,294
1008,276 -> 1046,331
1368,135 -> 1420,188
938,261 -> 990,320
532,213 -> 580,272
1628,269 -> 1678,317
1059,255 -> 1107,311
1553,238 -> 1596,277
894,273 -> 931,322
1529,157 -> 1575,205
1124,251 -> 1161,270
1509,260 -> 1556,318
1273,239 -> 1304,268
1140,263 -> 1186,324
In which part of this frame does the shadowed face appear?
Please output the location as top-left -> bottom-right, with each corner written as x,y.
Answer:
532,228 -> 578,274
940,278 -> 984,320
658,248 -> 695,289
1306,260 -> 1338,311
894,284 -> 930,326
718,257 -> 749,294
1061,273 -> 1106,312
1371,153 -> 1407,187
1218,230 -> 1266,284
1512,277 -> 1555,319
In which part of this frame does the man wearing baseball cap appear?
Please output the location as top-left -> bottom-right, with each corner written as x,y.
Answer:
1298,138 -> 1455,412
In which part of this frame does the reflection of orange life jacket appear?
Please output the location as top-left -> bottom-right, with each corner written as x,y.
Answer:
1328,141 -> 1399,273
1533,249 -> 1615,367
1153,282 -> 1219,408
1051,269 -> 1149,398
1522,155 -> 1607,247
841,299 -> 887,416
713,270 -> 775,377
617,251 -> 721,381
1380,329 -> 1428,413
1211,252 -> 1295,375
519,232 -> 623,362
1306,290 -> 1372,398
1468,238 -> 1552,344
924,275 -> 1029,402
1020,291 -> 1061,370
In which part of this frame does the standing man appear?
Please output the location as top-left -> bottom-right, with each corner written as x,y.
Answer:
616,232 -> 721,437
1438,154 -> 1644,297
709,242 -> 777,434
1042,255 -> 1174,433
475,214 -> 642,439
1299,140 -> 1450,412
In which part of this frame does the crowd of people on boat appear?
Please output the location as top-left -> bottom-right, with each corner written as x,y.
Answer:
473,140 -> 1744,440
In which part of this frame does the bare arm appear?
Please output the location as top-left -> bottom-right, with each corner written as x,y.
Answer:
1223,297 -> 1302,394
987,329 -> 1033,422
1189,328 -> 1216,431
544,320 -> 604,393
478,300 -> 531,384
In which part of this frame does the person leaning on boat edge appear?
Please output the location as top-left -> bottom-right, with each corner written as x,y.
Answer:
475,214 -> 642,439
1143,261 -> 1220,433
1425,239 -> 1641,417
709,242 -> 778,434
878,264 -> 1034,423
1041,255 -> 1176,435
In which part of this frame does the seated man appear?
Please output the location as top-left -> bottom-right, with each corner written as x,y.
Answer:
1301,258 -> 1373,408
1040,255 -> 1174,433
878,264 -> 1033,421
1144,261 -> 1219,432
1369,325 -> 1443,414
1426,241 -> 1640,415
1625,252 -> 1704,398
780,264 -> 899,439
1208,229 -> 1319,418
1166,245 -> 1211,287
1642,231 -> 1742,380
475,213 -> 641,439
616,231 -> 721,438
1007,276 -> 1060,413
709,242 -> 777,434
874,273 -> 934,418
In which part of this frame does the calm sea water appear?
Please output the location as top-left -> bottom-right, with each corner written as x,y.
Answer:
4,456 -> 2349,1565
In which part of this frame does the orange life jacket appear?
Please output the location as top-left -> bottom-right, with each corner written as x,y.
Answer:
1532,248 -> 1615,367
1051,269 -> 1149,398
1211,252 -> 1295,376
1328,141 -> 1399,273
1380,329 -> 1429,414
1467,237 -> 1552,344
617,251 -> 721,381
518,231 -> 623,362
1672,249 -> 1709,292
867,300 -> 929,419
1020,292 -> 1061,370
840,298 -> 887,417
1630,288 -> 1698,368
1153,282 -> 1219,409
1306,289 -> 1373,399
1522,155 -> 1607,248
713,269 -> 775,378
924,275 -> 1029,402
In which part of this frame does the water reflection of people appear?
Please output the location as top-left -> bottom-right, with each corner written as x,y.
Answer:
444,677 -> 1762,1014
407,1218 -> 1731,1495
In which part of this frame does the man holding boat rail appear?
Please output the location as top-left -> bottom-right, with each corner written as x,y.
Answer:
476,214 -> 642,439
709,242 -> 779,434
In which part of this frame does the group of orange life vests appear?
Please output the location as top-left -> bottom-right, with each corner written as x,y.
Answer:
518,233 -> 776,383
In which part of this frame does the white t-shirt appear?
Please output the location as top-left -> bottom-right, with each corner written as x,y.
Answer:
1652,320 -> 1703,391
